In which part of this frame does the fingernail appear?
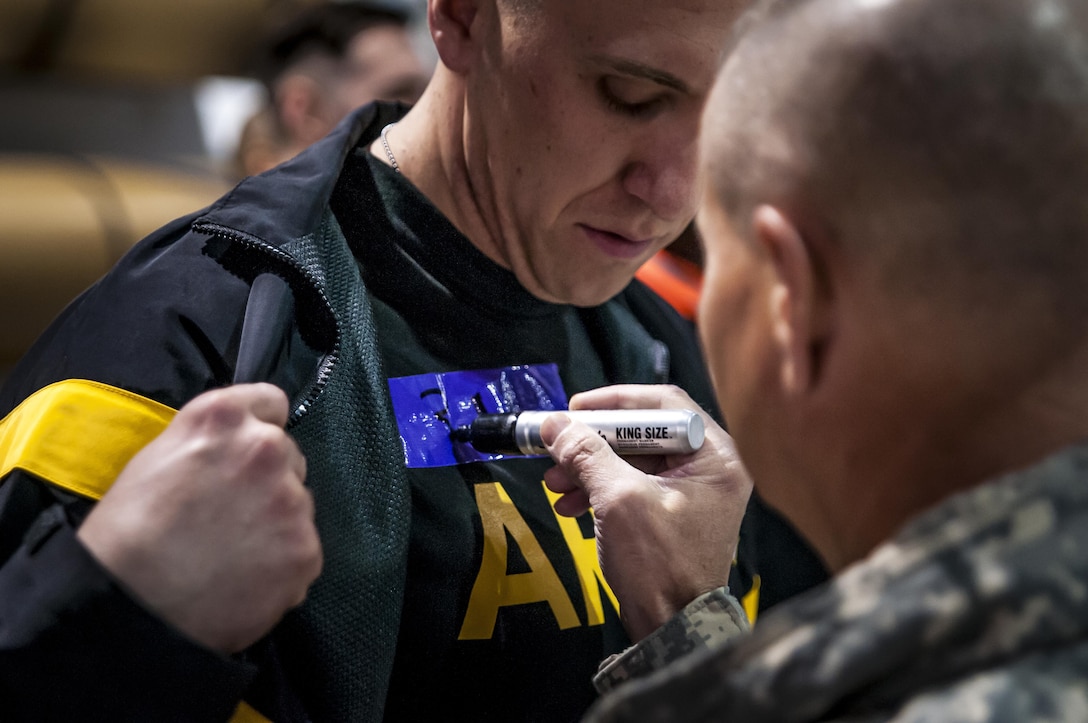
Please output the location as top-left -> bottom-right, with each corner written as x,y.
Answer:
539,412 -> 571,447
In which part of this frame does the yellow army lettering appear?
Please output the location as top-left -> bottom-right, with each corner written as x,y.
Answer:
458,481 -> 620,640
458,481 -> 760,640
542,482 -> 620,625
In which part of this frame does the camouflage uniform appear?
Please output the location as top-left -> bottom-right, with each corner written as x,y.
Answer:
586,443 -> 1088,722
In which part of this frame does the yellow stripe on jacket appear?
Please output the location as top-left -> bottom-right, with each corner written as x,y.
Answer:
0,379 -> 176,500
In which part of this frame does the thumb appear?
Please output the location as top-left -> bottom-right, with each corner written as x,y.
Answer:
541,413 -> 631,504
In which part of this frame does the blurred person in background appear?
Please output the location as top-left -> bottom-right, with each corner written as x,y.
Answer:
237,0 -> 432,176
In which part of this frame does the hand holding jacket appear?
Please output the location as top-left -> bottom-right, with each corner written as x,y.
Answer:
0,383 -> 321,721
78,382 -> 321,654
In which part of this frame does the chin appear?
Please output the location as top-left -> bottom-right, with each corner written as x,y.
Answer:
527,274 -> 629,307
563,282 -> 629,308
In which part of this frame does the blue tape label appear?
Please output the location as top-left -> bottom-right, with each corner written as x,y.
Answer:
387,364 -> 568,468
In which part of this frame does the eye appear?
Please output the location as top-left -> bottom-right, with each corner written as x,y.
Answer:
598,77 -> 667,118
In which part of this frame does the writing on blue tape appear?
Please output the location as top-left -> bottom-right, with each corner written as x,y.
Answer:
387,364 -> 568,468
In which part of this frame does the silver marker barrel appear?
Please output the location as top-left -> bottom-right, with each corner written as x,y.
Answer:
455,409 -> 705,456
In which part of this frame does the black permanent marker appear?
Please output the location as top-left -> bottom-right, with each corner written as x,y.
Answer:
451,409 -> 705,456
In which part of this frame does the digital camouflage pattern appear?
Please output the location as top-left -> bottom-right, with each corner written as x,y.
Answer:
594,587 -> 750,694
585,443 -> 1088,722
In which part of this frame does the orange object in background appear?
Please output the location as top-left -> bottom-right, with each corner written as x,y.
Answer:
636,249 -> 704,323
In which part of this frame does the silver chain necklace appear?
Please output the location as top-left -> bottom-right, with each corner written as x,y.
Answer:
380,122 -> 400,174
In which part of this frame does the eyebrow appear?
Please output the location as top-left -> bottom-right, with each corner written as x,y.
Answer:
591,55 -> 693,95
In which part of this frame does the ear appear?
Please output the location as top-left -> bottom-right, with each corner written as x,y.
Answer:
428,0 -> 481,74
274,73 -> 328,145
753,205 -> 834,395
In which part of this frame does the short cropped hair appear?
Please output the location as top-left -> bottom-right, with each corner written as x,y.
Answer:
707,0 -> 1088,321
256,2 -> 412,89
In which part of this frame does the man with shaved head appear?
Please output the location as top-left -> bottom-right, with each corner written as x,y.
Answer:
544,0 -> 1088,720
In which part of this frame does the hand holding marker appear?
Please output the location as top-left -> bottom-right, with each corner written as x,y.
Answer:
452,409 -> 705,456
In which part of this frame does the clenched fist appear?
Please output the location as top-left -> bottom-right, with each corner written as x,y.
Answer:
78,383 -> 321,653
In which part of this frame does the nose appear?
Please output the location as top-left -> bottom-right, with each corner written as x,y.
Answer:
620,115 -> 700,222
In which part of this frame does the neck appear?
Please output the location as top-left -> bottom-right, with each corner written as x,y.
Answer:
377,70 -> 510,271
810,331 -> 1088,573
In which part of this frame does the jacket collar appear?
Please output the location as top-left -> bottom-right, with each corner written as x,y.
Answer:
197,102 -> 404,249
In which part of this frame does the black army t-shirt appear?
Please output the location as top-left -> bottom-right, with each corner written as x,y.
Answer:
334,148 -> 634,721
